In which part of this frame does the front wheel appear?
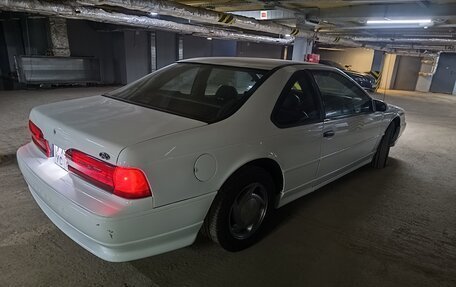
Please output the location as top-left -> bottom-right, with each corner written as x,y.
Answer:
371,123 -> 395,168
203,166 -> 275,251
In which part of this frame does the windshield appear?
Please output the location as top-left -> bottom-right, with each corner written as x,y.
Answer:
105,63 -> 267,123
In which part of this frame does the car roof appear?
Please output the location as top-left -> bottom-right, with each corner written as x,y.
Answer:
179,57 -> 323,71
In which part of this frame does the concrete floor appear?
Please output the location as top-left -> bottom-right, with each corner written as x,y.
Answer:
1,87 -> 456,286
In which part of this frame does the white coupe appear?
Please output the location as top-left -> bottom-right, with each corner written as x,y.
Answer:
17,57 -> 406,262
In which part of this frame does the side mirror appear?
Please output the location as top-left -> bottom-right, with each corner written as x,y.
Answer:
374,99 -> 387,112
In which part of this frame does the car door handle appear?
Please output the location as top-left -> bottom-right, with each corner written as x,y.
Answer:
323,130 -> 335,138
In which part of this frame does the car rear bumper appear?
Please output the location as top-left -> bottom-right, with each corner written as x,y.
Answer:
17,143 -> 216,262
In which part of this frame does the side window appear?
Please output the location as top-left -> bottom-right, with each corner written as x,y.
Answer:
273,72 -> 321,127
311,70 -> 373,118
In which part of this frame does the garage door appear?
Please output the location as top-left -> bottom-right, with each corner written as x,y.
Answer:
393,56 -> 421,91
430,53 -> 456,94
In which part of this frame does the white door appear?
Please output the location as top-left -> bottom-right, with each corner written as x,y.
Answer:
270,71 -> 324,204
310,70 -> 383,183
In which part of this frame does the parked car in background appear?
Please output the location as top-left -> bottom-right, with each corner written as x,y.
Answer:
319,59 -> 377,92
17,57 -> 405,262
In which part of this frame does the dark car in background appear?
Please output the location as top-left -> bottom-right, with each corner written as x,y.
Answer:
319,60 -> 377,92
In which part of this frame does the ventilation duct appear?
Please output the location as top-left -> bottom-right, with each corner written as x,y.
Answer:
78,0 -> 387,49
0,0 -> 293,45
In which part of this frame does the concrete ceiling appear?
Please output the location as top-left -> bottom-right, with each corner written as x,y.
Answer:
177,0 -> 456,53
1,0 -> 456,54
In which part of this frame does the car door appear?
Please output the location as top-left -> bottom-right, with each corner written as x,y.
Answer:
270,70 -> 324,204
310,69 -> 383,184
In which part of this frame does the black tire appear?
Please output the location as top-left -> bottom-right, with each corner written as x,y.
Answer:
371,123 -> 396,169
203,166 -> 275,251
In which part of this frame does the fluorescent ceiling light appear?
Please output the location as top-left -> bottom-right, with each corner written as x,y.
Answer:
284,34 -> 291,37
150,12 -> 158,16
366,19 -> 432,24
206,37 -> 212,40
318,47 -> 345,51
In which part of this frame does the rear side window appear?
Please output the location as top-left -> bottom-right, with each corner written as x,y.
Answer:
311,70 -> 373,118
272,71 -> 322,127
106,63 -> 266,123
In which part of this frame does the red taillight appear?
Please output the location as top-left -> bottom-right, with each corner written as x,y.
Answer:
65,149 -> 151,199
29,120 -> 51,157
66,149 -> 116,191
113,168 -> 152,199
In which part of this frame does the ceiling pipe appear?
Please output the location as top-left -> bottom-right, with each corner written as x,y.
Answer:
386,44 -> 455,51
0,0 -> 293,45
77,0 -> 388,50
352,37 -> 456,44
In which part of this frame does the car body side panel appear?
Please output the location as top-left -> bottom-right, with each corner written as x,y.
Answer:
318,112 -> 384,179
265,122 -> 323,199
117,67 -> 296,207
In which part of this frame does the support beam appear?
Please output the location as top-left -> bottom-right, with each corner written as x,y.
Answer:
48,17 -> 70,56
292,37 -> 313,62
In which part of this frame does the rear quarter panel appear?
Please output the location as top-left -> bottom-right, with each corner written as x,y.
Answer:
117,67 -> 295,207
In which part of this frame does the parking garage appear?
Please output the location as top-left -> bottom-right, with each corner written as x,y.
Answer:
1,0 -> 456,286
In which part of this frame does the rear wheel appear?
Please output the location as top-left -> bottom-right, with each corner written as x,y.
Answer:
203,166 -> 274,251
371,123 -> 396,168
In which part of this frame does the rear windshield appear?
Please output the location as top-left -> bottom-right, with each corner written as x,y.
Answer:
105,63 -> 267,123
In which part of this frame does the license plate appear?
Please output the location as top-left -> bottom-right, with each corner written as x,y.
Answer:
53,145 -> 68,170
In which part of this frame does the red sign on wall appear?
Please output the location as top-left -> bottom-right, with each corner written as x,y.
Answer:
260,11 -> 268,19
306,54 -> 320,63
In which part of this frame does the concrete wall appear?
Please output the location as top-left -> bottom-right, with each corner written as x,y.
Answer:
67,20 -> 122,84
183,35 -> 212,59
237,42 -> 283,59
183,36 -> 238,59
319,47 -> 375,73
212,39 -> 237,57
2,20 -> 25,73
0,15 -> 51,89
156,30 -> 177,69
21,17 -> 49,56
124,30 -> 149,83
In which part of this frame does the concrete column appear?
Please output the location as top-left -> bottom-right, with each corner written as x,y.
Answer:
49,17 -> 70,57
379,54 -> 397,90
416,57 -> 437,92
292,37 -> 313,62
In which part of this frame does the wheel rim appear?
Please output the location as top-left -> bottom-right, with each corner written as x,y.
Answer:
228,182 -> 269,240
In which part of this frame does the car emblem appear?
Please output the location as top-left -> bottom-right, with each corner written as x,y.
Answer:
99,152 -> 110,160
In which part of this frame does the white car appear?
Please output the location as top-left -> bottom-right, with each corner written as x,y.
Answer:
17,57 -> 406,262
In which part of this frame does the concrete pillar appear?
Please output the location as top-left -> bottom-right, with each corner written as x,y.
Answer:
49,17 -> 70,57
379,54 -> 397,90
292,37 -> 313,62
416,57 -> 437,92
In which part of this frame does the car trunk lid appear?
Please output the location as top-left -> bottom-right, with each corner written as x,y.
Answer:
29,95 -> 206,165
